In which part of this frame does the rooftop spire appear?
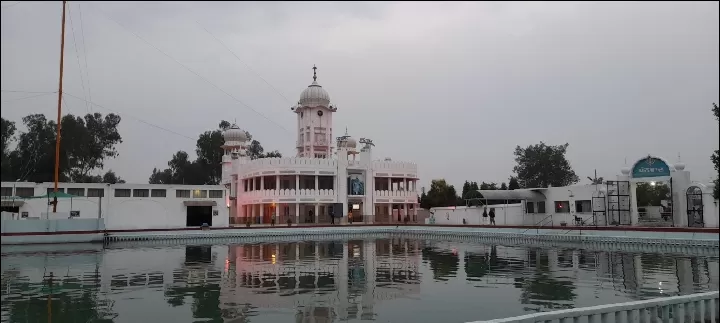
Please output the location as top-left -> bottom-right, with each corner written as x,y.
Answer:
312,64 -> 317,82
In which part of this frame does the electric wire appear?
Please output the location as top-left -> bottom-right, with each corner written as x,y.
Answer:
84,4 -> 292,135
196,20 -> 293,105
67,3 -> 90,113
77,3 -> 94,112
62,91 -> 197,142
1,92 -> 56,104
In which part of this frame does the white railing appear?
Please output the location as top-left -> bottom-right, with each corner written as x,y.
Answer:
468,291 -> 719,323
241,189 -> 335,199
374,190 -> 417,198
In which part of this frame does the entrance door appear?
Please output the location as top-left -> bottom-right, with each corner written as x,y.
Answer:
187,206 -> 213,226
686,186 -> 704,227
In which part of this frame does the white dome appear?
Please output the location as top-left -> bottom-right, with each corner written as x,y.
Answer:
223,124 -> 247,142
299,81 -> 330,107
346,137 -> 357,149
298,65 -> 331,108
674,162 -> 686,171
621,167 -> 631,175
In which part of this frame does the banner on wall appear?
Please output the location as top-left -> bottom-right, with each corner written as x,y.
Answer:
348,174 -> 365,195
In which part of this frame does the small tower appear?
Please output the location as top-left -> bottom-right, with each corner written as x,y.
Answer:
221,123 -> 248,186
291,65 -> 338,158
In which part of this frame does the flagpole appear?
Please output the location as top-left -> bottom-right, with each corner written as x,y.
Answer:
52,0 -> 67,213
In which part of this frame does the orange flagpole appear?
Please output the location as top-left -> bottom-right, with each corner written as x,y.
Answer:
53,0 -> 67,213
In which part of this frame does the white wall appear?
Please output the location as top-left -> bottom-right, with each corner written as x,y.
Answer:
1,182 -> 229,230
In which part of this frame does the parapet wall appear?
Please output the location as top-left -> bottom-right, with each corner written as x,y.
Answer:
236,157 -> 419,178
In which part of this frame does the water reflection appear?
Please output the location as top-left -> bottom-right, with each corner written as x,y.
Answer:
1,237 -> 718,323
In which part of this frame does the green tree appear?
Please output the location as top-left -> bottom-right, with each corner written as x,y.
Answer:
479,182 -> 498,190
712,103 -> 719,199
512,142 -> 579,188
4,113 -> 123,183
635,182 -> 670,206
419,191 -> 430,209
508,176 -> 520,190
424,179 -> 459,208
1,117 -> 16,181
150,121 -> 281,184
500,182 -> 508,190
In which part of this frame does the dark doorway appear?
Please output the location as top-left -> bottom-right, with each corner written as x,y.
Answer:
0,206 -> 19,213
186,206 -> 213,227
185,246 -> 212,264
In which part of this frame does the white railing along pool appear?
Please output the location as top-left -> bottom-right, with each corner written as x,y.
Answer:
468,291 -> 718,323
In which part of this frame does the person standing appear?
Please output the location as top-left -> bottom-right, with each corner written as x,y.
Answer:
271,211 -> 276,227
482,207 -> 488,225
489,208 -> 496,225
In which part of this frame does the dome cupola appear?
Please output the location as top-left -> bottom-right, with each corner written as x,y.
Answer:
298,65 -> 331,108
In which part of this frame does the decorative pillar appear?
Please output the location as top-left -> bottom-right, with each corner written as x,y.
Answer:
630,182 -> 639,226
251,204 -> 256,224
388,177 -> 392,191
260,176 -> 264,191
259,203 -> 264,224
314,204 -> 320,224
276,175 -> 280,192
295,203 -> 300,225
295,175 -> 300,191
403,204 -> 409,222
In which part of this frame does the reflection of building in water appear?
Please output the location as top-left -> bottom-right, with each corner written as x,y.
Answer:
220,239 -> 421,322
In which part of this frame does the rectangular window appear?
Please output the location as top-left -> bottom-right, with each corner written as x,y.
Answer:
537,201 -> 546,214
575,200 -> 592,213
192,189 -> 208,198
67,188 -> 85,196
133,189 -> 149,197
526,201 -> 535,214
87,188 -> 105,197
151,189 -> 167,198
47,188 -> 65,195
0,187 -> 12,197
114,189 -> 131,197
209,190 -> 223,198
176,190 -> 190,198
555,201 -> 570,213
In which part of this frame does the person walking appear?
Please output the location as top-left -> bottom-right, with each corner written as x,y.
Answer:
489,208 -> 496,225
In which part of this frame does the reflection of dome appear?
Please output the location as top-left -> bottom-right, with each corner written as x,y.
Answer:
674,162 -> 686,171
621,167 -> 630,175
223,124 -> 248,142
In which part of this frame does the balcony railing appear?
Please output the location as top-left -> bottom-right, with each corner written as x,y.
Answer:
374,190 -> 417,198
241,189 -> 335,199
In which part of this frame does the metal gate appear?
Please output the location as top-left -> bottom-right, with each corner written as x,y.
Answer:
591,191 -> 606,226
606,181 -> 631,225
686,186 -> 704,227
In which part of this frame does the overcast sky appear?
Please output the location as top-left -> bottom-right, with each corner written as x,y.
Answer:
1,1 -> 718,189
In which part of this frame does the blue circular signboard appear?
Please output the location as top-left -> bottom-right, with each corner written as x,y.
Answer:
631,156 -> 671,178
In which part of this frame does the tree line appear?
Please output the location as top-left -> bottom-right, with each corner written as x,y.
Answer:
419,141 -> 579,209
421,101 -> 720,210
1,115 -> 280,186
148,120 -> 281,185
1,114 -> 124,183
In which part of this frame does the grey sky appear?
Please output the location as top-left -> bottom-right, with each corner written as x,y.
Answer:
1,1 -> 718,189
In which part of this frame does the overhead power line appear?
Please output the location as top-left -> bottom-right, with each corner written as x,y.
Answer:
196,20 -> 293,105
62,91 -> 197,142
67,3 -> 90,113
84,4 -> 292,135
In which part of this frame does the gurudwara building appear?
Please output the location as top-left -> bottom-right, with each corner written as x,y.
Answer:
220,66 -> 419,225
